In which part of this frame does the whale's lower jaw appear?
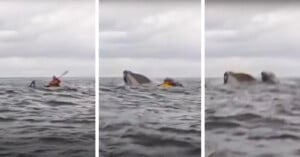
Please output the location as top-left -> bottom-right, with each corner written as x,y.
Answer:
225,75 -> 240,85
126,73 -> 141,86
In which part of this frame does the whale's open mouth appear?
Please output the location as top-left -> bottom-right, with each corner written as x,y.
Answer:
123,70 -> 151,86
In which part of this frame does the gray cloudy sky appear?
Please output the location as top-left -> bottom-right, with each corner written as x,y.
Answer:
99,0 -> 201,78
207,1 -> 300,77
0,0 -> 94,77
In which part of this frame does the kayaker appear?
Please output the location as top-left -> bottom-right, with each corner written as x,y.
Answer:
160,78 -> 183,88
47,76 -> 61,87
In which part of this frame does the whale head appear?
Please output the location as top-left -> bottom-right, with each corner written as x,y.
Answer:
123,70 -> 151,86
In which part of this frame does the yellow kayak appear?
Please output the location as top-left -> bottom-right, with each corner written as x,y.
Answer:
159,83 -> 174,89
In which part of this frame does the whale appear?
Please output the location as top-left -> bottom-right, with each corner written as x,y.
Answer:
261,71 -> 279,84
123,70 -> 151,86
224,71 -> 256,85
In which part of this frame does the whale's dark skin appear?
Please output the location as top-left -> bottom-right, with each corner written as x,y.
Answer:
261,71 -> 278,84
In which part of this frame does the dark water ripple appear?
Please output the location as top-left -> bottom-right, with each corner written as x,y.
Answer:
0,78 -> 95,157
100,78 -> 201,157
206,78 -> 300,157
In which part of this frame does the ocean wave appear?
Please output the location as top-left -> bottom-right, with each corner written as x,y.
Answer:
100,78 -> 201,157
206,78 -> 300,157
0,78 -> 95,157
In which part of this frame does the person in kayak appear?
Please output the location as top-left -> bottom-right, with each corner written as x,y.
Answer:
47,76 -> 61,87
160,78 -> 183,88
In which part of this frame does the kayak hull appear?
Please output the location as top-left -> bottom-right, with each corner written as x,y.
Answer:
159,83 -> 174,89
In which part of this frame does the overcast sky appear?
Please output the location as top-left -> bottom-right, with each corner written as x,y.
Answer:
207,0 -> 300,77
99,0 -> 201,78
0,0 -> 94,77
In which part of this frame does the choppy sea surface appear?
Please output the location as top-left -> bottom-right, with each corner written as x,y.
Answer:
100,78 -> 201,157
206,78 -> 300,157
0,78 -> 95,157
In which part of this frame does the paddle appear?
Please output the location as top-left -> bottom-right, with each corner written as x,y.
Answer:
58,70 -> 69,78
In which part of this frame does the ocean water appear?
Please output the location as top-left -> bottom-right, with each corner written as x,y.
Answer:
206,78 -> 300,157
99,78 -> 201,157
0,78 -> 95,157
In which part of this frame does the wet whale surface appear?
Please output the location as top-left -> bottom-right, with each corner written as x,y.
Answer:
100,77 -> 201,157
0,78 -> 95,157
206,78 -> 300,157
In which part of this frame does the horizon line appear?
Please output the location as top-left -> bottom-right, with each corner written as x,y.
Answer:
99,76 -> 201,78
0,76 -> 94,78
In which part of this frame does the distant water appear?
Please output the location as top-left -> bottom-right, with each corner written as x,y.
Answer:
0,78 -> 95,157
206,78 -> 300,157
99,78 -> 201,157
